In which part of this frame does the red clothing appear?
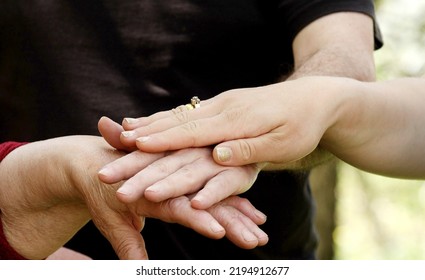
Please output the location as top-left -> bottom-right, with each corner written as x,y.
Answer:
0,142 -> 27,259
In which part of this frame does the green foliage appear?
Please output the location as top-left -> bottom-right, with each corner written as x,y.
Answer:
374,0 -> 425,79
335,1 -> 425,259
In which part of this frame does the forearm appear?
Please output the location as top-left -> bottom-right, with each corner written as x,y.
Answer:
264,11 -> 377,171
0,136 -> 127,259
261,11 -> 376,171
322,77 -> 425,179
0,138 -> 93,259
263,49 -> 375,171
290,12 -> 376,82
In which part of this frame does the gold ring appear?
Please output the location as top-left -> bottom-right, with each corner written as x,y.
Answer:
185,104 -> 195,110
185,96 -> 201,110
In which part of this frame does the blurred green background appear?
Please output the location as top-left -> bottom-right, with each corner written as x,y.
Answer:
332,0 -> 425,259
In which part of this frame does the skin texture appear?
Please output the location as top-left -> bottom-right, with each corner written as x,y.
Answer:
0,136 -> 268,260
97,12 -> 377,207
107,74 -> 425,180
320,76 -> 425,179
98,118 -> 262,210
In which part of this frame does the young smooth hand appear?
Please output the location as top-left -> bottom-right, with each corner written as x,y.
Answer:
110,77 -> 347,168
111,75 -> 425,179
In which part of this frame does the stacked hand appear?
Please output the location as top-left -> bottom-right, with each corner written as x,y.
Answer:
0,136 -> 267,260
96,77 -> 345,213
95,78 -> 342,257
105,77 -> 343,168
100,75 -> 425,180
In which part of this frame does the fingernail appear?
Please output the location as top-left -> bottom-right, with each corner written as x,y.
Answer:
254,210 -> 267,222
117,186 -> 133,196
124,117 -> 138,124
121,130 -> 135,138
98,167 -> 111,177
216,147 -> 232,162
189,196 -> 205,210
210,221 -> 224,233
145,184 -> 160,194
242,229 -> 257,242
136,136 -> 150,143
259,232 -> 269,242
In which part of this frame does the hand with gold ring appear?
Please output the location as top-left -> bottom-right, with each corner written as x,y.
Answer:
106,82 -> 332,170
185,96 -> 201,110
102,76 -> 425,179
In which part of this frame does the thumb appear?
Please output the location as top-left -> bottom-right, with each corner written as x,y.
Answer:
92,211 -> 149,260
98,116 -> 135,152
213,135 -> 287,166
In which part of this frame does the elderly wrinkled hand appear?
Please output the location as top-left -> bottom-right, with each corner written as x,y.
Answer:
0,136 -> 267,260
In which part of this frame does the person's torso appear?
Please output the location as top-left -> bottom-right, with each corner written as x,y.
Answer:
1,0 -> 323,259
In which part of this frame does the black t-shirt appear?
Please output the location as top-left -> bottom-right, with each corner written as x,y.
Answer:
0,0 -> 382,259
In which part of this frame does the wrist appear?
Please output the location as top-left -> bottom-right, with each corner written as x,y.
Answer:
320,78 -> 366,152
0,138 -> 92,259
66,136 -> 125,202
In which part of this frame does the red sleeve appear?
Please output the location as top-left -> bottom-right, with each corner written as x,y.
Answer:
0,142 -> 26,162
0,142 -> 27,259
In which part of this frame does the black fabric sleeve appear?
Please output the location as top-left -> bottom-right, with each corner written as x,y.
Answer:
276,0 -> 383,49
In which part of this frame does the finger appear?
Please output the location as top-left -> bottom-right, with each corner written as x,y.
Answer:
232,212 -> 268,247
190,165 -> 260,210
133,99 -> 275,153
91,207 -> 149,260
122,98 -> 215,130
134,110 -> 264,153
120,108 -> 207,147
117,149 -> 209,203
98,150 -> 164,184
121,109 -> 207,148
220,196 -> 267,226
212,130 -> 312,166
98,116 -> 135,152
144,153 -> 220,203
119,101 -> 213,147
122,107 -> 187,131
141,196 -> 226,240
207,198 -> 268,249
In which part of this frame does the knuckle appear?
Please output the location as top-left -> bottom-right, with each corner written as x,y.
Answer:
178,167 -> 197,184
209,204 -> 240,228
147,161 -> 170,175
177,121 -> 200,146
222,210 -> 242,228
172,105 -> 187,114
223,108 -> 244,124
116,237 -> 134,256
234,196 -> 250,207
171,107 -> 191,124
181,121 -> 199,133
237,139 -> 254,162
202,176 -> 229,197
162,197 -> 187,220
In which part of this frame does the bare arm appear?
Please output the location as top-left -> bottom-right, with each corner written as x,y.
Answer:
0,136 -> 267,259
290,12 -> 376,82
321,76 -> 425,179
264,12 -> 376,170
